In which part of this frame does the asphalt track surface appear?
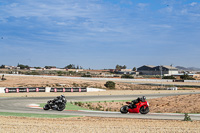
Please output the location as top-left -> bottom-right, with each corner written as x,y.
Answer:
1,92 -> 200,120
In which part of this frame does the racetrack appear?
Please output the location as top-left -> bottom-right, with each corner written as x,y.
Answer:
1,92 -> 200,120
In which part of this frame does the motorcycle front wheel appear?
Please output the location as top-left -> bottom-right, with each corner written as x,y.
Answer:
139,106 -> 149,114
120,105 -> 128,114
57,103 -> 66,111
43,104 -> 50,110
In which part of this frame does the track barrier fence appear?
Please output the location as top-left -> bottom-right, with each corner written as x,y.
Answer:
0,87 -> 87,93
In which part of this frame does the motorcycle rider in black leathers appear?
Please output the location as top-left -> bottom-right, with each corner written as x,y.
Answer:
52,95 -> 65,104
131,96 -> 146,109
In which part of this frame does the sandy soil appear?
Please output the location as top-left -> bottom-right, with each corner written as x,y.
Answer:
0,89 -> 198,97
0,116 -> 199,133
78,94 -> 200,113
127,80 -> 200,86
1,75 -> 200,90
148,94 -> 200,113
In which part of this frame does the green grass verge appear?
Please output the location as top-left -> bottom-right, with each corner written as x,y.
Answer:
0,112 -> 80,118
81,99 -> 132,103
40,103 -> 90,111
40,100 -> 131,111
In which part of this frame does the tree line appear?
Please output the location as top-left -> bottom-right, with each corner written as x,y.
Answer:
115,64 -> 136,71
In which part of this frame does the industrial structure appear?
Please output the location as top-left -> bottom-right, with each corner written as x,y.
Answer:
137,65 -> 178,75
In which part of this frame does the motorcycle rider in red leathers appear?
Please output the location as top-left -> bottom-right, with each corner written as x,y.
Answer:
131,96 -> 146,109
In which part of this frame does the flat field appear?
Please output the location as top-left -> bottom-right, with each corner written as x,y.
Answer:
0,116 -> 199,133
1,75 -> 199,97
1,75 -> 200,90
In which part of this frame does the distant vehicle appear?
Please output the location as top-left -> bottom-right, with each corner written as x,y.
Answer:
120,96 -> 149,114
43,95 -> 66,111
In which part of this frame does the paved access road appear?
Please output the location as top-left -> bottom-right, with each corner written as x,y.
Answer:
0,92 -> 200,120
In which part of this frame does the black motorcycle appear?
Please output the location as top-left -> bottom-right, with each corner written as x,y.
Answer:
43,95 -> 67,111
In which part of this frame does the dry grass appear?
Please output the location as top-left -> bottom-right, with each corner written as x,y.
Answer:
79,94 -> 200,114
1,75 -> 200,90
0,116 -> 199,133
0,89 -> 198,97
148,94 -> 200,113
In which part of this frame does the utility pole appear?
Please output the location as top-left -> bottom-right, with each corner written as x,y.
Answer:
160,65 -> 163,88
159,65 -> 163,79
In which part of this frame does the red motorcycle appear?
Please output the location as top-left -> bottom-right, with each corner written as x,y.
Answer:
120,99 -> 149,114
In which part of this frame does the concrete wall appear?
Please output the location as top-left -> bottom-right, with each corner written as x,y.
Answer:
0,87 -> 107,93
87,88 -> 106,92
0,87 -> 5,93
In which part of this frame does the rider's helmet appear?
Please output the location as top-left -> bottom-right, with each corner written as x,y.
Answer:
142,96 -> 146,101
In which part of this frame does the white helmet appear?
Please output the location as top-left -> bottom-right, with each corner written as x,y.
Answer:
142,96 -> 146,101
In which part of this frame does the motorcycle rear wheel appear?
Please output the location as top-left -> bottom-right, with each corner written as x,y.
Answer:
43,104 -> 50,110
120,105 -> 128,114
139,106 -> 149,114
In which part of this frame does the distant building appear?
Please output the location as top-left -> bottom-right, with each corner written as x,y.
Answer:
110,69 -> 132,73
29,67 -> 36,71
29,67 -> 44,71
66,69 -> 83,72
119,69 -> 132,72
137,65 -> 178,75
116,71 -> 139,75
4,66 -> 20,70
115,69 -> 139,75
4,65 -> 13,69
109,69 -> 115,73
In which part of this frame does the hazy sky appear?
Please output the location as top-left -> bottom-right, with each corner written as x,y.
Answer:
0,0 -> 200,69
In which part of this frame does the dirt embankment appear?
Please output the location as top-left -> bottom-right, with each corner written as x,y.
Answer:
77,94 -> 200,113
0,116 -> 199,133
148,94 -> 200,113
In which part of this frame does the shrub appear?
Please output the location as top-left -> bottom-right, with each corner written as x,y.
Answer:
87,104 -> 91,107
183,113 -> 192,121
104,81 -> 115,89
162,76 -> 176,79
57,71 -> 66,76
121,74 -> 134,79
78,102 -> 83,106
98,105 -> 103,108
180,74 -> 195,80
81,74 -> 91,77
72,83 -> 79,87
25,71 -> 40,75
